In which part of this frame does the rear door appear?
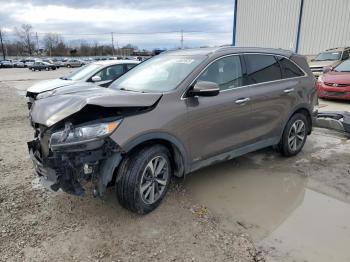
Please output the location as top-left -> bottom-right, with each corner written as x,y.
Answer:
244,54 -> 304,142
185,55 -> 253,162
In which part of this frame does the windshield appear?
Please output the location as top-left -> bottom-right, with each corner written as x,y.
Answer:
314,51 -> 341,61
334,60 -> 350,72
110,55 -> 206,92
62,64 -> 103,81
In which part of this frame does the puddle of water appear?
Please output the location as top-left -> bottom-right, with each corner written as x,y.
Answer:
185,160 -> 350,262
260,189 -> 350,262
186,161 -> 307,240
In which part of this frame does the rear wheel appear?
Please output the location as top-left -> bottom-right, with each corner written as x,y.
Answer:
116,145 -> 172,214
278,113 -> 308,157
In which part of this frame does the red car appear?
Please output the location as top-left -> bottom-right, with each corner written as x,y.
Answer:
317,60 -> 350,100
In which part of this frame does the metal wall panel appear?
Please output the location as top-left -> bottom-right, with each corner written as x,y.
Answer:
236,0 -> 350,54
299,0 -> 350,54
236,0 -> 300,51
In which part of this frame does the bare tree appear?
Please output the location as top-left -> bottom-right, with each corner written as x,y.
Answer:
43,33 -> 62,56
15,24 -> 35,55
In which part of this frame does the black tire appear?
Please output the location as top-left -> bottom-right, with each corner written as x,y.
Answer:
67,64 -> 71,68
278,113 -> 308,157
116,145 -> 172,214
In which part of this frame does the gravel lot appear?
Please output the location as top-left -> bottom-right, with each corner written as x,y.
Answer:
0,68 -> 350,262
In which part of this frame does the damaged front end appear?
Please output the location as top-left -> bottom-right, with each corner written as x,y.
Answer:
26,86 -> 162,197
28,120 -> 122,197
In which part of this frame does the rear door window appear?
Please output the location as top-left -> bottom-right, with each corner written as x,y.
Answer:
244,54 -> 282,84
197,55 -> 243,91
276,57 -> 304,78
93,64 -> 124,81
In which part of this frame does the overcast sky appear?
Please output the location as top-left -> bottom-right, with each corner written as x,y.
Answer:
0,0 -> 234,49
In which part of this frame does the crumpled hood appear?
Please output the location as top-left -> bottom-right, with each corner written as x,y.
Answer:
26,78 -> 77,94
309,60 -> 338,68
30,87 -> 162,127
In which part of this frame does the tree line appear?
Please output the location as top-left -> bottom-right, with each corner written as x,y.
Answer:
0,24 -> 150,58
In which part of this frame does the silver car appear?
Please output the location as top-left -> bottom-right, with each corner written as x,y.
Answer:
26,60 -> 139,107
309,47 -> 350,77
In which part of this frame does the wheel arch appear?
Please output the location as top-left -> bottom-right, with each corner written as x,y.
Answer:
280,104 -> 312,139
121,133 -> 190,177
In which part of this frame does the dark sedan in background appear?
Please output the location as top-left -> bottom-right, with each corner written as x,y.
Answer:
28,61 -> 57,71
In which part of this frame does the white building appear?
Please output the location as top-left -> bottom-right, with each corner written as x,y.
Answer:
234,0 -> 350,55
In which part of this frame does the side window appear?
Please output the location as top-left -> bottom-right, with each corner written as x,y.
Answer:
244,54 -> 282,84
197,55 -> 243,91
276,57 -> 304,78
126,64 -> 137,70
94,65 -> 124,81
342,50 -> 349,60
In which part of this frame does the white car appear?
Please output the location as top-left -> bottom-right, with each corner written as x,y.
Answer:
64,59 -> 84,68
26,60 -> 139,107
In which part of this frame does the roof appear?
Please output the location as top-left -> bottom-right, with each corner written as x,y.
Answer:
163,46 -> 294,57
93,59 -> 140,66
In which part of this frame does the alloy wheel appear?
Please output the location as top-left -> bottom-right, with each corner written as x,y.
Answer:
140,156 -> 169,204
288,119 -> 306,152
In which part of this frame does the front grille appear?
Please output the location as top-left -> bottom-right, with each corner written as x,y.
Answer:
310,67 -> 323,72
324,82 -> 349,87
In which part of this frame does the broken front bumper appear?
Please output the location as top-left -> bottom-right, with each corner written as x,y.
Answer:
314,111 -> 350,137
28,138 -> 122,197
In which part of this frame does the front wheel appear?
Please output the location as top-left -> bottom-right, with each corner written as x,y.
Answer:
278,113 -> 308,157
116,145 -> 172,214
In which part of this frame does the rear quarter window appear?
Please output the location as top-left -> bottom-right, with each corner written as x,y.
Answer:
276,57 -> 304,78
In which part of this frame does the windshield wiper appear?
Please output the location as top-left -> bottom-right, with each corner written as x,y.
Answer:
60,77 -> 69,80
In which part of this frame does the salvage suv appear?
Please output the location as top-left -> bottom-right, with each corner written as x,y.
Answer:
28,47 -> 317,214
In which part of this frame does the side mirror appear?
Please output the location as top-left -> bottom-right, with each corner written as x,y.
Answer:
91,75 -> 102,82
189,81 -> 220,97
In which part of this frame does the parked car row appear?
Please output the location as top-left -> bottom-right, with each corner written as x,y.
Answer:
309,47 -> 350,101
26,47 -> 318,214
0,59 -> 25,68
1,55 -> 148,69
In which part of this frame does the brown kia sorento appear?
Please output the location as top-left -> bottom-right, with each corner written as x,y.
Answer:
28,47 -> 318,214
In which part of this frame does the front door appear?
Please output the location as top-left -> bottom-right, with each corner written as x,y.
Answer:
185,55 -> 253,163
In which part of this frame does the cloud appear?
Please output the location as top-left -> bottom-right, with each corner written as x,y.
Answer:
0,0 -> 234,49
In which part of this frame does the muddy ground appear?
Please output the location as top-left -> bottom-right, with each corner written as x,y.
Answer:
0,68 -> 350,262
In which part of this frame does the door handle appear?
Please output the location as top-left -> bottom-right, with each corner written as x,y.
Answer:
235,98 -> 250,104
284,88 -> 295,93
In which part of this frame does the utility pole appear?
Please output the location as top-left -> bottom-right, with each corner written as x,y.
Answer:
35,32 -> 39,55
232,0 -> 238,46
0,29 -> 5,60
295,0 -> 305,53
180,30 -> 184,49
111,32 -> 115,56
